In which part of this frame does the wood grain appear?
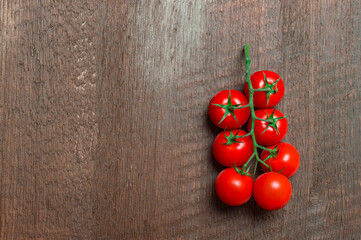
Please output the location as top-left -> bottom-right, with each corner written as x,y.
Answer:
0,0 -> 360,239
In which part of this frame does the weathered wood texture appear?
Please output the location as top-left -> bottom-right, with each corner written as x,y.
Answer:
0,0 -> 360,239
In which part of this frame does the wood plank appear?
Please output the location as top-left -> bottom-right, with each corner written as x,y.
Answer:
0,0 -> 360,239
0,1 -> 100,239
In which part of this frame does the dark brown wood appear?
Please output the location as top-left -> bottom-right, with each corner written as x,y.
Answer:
0,0 -> 360,239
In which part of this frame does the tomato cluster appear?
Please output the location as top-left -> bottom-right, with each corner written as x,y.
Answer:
209,68 -> 300,211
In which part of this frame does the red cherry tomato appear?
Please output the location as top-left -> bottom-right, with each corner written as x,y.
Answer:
244,71 -> 285,108
209,90 -> 250,129
260,142 -> 300,178
247,108 -> 287,146
215,168 -> 253,206
253,172 -> 292,210
213,129 -> 254,167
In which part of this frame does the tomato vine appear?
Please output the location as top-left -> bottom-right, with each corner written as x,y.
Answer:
239,44 -> 281,175
211,44 -> 297,209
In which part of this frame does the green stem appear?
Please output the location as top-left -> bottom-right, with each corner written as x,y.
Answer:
255,154 -> 269,168
255,144 -> 270,151
255,117 -> 273,122
253,88 -> 271,92
253,161 -> 258,175
242,44 -> 271,174
238,131 -> 252,138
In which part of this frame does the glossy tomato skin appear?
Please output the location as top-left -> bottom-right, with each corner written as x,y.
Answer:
244,71 -> 285,108
260,142 -> 300,178
247,108 -> 288,146
213,130 -> 254,167
208,90 -> 250,129
215,168 -> 253,206
253,172 -> 292,210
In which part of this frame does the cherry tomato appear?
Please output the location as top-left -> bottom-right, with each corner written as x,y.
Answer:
209,90 -> 250,129
213,129 -> 254,167
253,172 -> 292,210
215,168 -> 253,206
247,108 -> 287,146
244,71 -> 285,108
260,142 -> 300,178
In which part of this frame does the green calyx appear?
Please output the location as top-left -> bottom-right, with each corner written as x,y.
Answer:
212,90 -> 249,125
254,72 -> 281,105
260,108 -> 287,135
269,145 -> 280,158
220,130 -> 249,145
257,72 -> 281,105
234,165 -> 252,177
263,72 -> 281,105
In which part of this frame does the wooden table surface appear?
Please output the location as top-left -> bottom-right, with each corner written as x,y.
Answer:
1,1 -> 360,239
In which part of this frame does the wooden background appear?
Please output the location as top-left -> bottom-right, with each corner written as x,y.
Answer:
0,0 -> 360,239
